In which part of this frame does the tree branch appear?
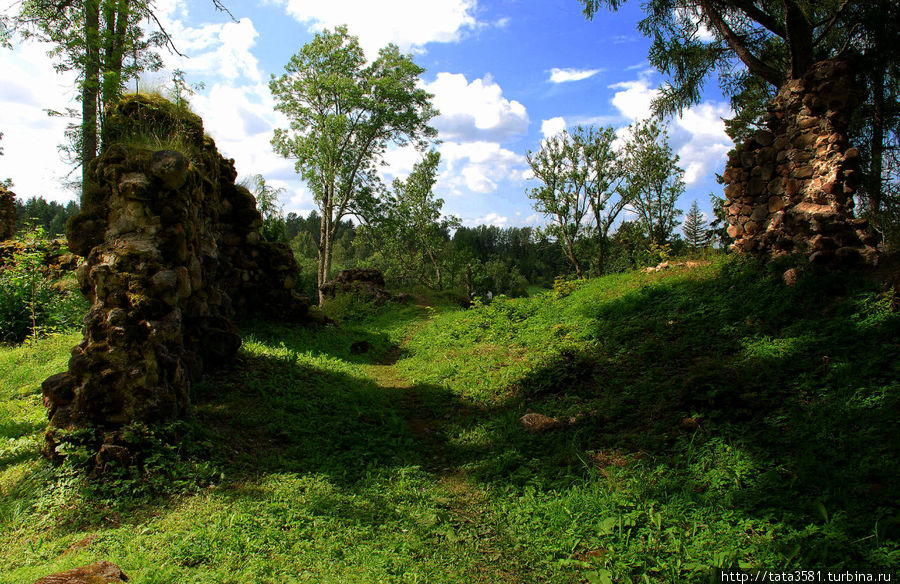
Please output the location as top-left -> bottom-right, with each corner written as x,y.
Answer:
729,0 -> 787,38
699,0 -> 784,87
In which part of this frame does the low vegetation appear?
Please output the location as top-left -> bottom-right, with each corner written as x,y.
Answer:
0,227 -> 88,344
1,255 -> 897,582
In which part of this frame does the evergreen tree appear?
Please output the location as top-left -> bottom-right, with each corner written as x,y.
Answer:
682,200 -> 708,250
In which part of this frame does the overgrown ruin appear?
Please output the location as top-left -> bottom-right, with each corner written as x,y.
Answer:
41,94 -> 310,462
723,59 -> 880,264
0,185 -> 16,241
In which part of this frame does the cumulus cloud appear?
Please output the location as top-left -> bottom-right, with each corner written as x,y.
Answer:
674,102 -> 733,184
423,72 -> 529,142
466,212 -> 509,227
609,77 -> 658,122
541,117 -> 567,138
609,75 -> 734,186
276,0 -> 479,56
439,141 -> 527,195
548,68 -> 601,83
161,17 -> 262,83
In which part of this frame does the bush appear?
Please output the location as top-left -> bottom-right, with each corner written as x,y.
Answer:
0,227 -> 88,344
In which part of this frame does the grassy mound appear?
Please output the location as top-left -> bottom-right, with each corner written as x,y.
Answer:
1,257 -> 897,582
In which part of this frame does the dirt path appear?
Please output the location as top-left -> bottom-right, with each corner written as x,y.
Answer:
363,335 -> 528,583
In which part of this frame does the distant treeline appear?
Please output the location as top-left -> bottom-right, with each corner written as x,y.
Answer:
268,210 -> 720,300
14,197 -> 80,237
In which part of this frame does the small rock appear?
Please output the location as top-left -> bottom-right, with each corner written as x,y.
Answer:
519,413 -> 562,434
678,417 -> 700,432
782,268 -> 799,286
150,150 -> 189,190
96,444 -> 132,468
33,561 -> 128,584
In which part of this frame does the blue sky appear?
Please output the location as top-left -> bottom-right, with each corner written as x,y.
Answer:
0,0 -> 734,228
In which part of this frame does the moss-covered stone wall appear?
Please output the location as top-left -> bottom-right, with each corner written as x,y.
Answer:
0,185 -> 16,241
42,94 -> 309,462
722,59 -> 880,265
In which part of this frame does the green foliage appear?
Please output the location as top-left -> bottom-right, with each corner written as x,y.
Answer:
0,227 -> 88,344
270,25 -> 438,302
2,258 -> 898,581
527,125 -> 629,278
682,200 -> 709,250
239,174 -> 286,242
14,196 -> 80,237
580,0 -> 900,236
621,119 -> 684,246
105,92 -> 204,160
552,275 -> 585,298
359,150 -> 459,289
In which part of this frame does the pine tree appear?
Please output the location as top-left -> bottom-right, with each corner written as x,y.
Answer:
682,200 -> 708,251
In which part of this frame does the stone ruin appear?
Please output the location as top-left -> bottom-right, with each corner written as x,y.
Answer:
41,94 -> 310,462
723,59 -> 880,265
320,267 -> 392,304
0,184 -> 16,241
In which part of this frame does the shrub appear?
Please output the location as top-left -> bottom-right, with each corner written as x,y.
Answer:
0,227 -> 88,344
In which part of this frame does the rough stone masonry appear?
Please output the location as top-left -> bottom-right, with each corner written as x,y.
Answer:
722,59 -> 880,265
0,185 -> 16,241
41,94 -> 310,462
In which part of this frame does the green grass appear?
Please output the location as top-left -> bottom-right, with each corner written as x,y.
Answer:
1,257 -> 898,582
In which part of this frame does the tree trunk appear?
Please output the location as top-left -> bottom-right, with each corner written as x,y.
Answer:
100,0 -> 130,149
322,217 -> 334,307
427,248 -> 442,290
81,0 -> 101,194
317,208 -> 328,306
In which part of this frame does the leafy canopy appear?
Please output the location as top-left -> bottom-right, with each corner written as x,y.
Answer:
270,25 -> 438,220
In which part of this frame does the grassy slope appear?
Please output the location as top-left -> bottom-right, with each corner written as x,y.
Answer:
1,257 -> 898,583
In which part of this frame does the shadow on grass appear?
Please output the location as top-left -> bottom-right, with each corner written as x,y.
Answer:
9,259 -> 896,577
477,259 -> 900,568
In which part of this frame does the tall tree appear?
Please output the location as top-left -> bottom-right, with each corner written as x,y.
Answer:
526,131 -> 590,278
4,1 -> 232,196
621,119 -> 684,246
361,151 -> 460,289
580,0 -> 900,218
527,126 -> 632,277
270,26 -> 438,306
577,125 -> 631,274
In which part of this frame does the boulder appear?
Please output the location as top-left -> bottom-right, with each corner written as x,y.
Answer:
33,561 -> 128,584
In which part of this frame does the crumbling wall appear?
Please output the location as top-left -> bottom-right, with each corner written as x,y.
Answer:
42,94 -> 309,460
0,185 -> 16,241
722,59 -> 880,265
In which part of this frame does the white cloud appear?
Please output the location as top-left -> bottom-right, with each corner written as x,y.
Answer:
161,17 -> 262,83
439,141 -> 527,195
380,144 -> 425,183
541,117 -> 567,138
609,77 -> 658,122
673,102 -> 733,185
424,72 -> 529,142
548,68 -> 601,83
277,0 -> 479,57
0,41 -> 80,203
466,212 -> 509,227
609,75 -> 734,187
